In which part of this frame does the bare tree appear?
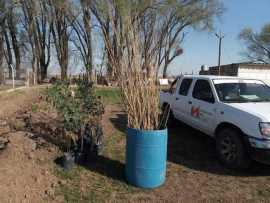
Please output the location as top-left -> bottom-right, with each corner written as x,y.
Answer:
139,0 -> 223,77
92,0 -> 223,79
0,1 -> 21,79
93,0 -> 223,129
6,6 -> 21,79
69,0 -> 93,80
21,0 -> 52,83
91,2 -> 122,80
20,0 -> 38,83
49,0 -> 70,80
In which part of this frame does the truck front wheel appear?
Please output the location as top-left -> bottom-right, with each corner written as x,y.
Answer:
216,128 -> 251,169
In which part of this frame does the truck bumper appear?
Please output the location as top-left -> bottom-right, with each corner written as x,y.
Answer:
250,148 -> 270,165
247,137 -> 270,164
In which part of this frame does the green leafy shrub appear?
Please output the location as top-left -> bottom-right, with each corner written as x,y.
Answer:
46,79 -> 104,150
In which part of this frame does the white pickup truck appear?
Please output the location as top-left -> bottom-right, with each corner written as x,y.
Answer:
160,75 -> 270,169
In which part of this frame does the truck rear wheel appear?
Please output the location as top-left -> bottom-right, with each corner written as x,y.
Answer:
216,128 -> 251,169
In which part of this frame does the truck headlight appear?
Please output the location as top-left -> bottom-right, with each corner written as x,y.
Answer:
259,122 -> 270,137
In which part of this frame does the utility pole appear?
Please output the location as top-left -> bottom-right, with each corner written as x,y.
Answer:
215,31 -> 224,75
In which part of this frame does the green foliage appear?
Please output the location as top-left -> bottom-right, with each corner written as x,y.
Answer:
239,23 -> 270,63
163,0 -> 224,30
31,104 -> 38,113
46,80 -> 104,144
75,80 -> 105,118
96,87 -> 121,105
96,0 -> 223,30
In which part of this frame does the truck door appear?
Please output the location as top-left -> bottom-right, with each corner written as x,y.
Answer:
172,78 -> 193,123
188,79 -> 217,135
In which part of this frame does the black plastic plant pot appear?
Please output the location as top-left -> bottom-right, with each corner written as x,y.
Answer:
85,147 -> 99,163
93,143 -> 102,156
75,151 -> 86,164
61,152 -> 75,170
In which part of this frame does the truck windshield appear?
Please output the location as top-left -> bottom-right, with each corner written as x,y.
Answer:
214,82 -> 270,103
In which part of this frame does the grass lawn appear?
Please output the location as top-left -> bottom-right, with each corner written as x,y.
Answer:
51,86 -> 270,202
96,87 -> 121,105
3,86 -> 270,202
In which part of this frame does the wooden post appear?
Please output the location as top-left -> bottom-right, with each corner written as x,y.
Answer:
26,69 -> 30,87
10,64 -> 15,89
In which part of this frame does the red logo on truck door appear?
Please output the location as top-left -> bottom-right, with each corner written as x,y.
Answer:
191,106 -> 200,118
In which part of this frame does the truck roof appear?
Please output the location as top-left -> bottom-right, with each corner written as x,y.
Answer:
181,75 -> 252,80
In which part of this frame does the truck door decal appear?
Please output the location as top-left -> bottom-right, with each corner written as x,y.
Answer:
191,106 -> 200,118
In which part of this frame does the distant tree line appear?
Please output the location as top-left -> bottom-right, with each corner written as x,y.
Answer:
0,0 -> 223,83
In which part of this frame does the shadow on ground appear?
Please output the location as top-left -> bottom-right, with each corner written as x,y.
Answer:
167,120 -> 270,177
109,113 -> 270,177
83,156 -> 126,182
55,155 -> 126,183
109,113 -> 127,133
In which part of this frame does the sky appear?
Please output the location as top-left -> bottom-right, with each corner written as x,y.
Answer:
168,0 -> 270,76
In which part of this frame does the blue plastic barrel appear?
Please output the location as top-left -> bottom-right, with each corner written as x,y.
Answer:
125,128 -> 168,189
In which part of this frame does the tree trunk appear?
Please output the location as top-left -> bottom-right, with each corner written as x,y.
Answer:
7,14 -> 20,79
0,34 -> 4,83
60,34 -> 68,80
39,63 -> 45,82
31,53 -> 36,85
40,64 -> 48,81
162,63 -> 168,78
10,32 -> 20,79
82,1 -> 93,81
51,4 -> 69,81
3,29 -> 13,78
0,34 -> 3,68
60,61 -> 68,80
40,50 -> 49,81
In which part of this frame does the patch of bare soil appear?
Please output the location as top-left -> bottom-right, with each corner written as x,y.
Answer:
0,88 -> 41,118
0,132 -> 59,203
102,104 -> 126,136
0,88 -> 64,203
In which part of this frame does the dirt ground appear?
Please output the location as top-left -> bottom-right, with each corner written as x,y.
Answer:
103,104 -> 270,202
0,132 -> 60,202
1,87 -> 270,202
0,88 -> 63,203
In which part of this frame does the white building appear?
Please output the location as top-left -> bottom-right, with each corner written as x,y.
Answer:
200,62 -> 270,85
